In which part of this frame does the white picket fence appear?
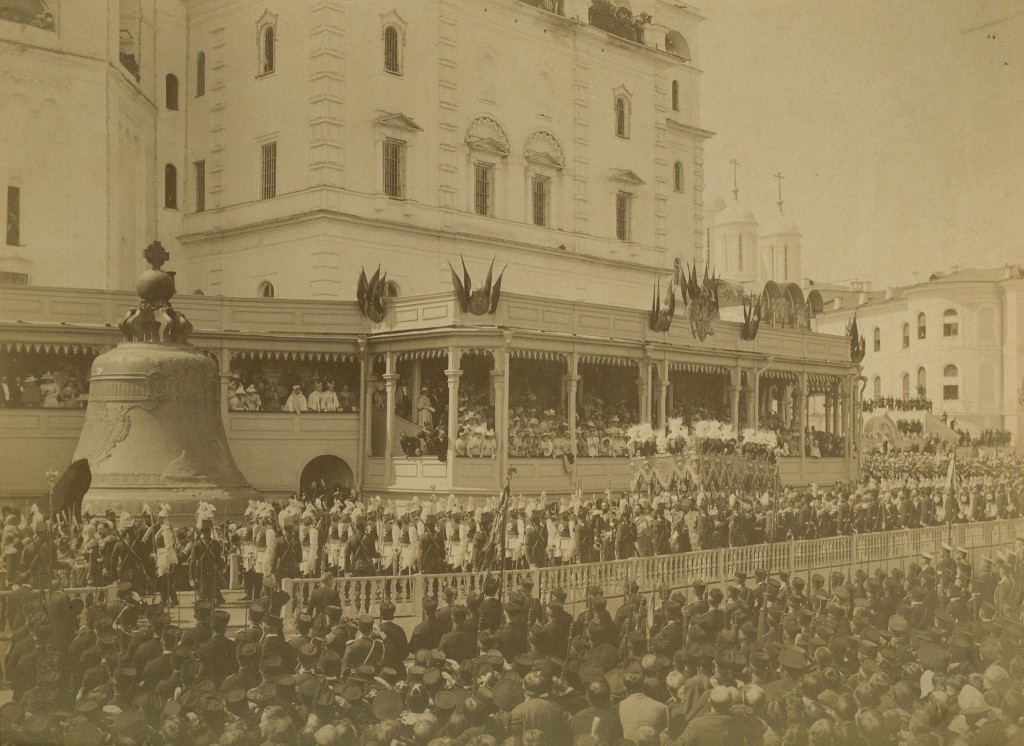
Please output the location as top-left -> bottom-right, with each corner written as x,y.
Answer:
281,518 -> 1023,623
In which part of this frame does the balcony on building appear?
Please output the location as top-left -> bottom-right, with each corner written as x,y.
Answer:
518,0 -> 565,15
587,0 -> 646,44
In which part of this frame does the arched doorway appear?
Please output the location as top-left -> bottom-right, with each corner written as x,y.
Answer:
299,455 -> 353,500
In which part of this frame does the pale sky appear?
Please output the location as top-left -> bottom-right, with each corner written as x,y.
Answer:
699,0 -> 1024,287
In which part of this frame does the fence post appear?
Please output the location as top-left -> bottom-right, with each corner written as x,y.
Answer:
787,540 -> 795,577
851,534 -> 859,570
716,548 -> 724,586
411,575 -> 423,621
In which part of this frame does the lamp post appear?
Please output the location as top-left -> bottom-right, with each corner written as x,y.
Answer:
45,467 -> 59,590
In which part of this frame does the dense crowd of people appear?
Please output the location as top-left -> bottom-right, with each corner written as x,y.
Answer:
1,369 -> 87,409
226,370 -> 361,414
863,397 -> 934,413
3,504 -> 1024,745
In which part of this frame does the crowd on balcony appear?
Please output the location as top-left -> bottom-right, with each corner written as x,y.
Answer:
0,369 -> 87,409
226,368 -> 360,413
965,429 -> 1014,448
862,395 -> 933,413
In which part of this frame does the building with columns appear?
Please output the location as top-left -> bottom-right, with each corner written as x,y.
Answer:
0,0 -> 860,502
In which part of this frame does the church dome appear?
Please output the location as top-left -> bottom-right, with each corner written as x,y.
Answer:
715,198 -> 757,226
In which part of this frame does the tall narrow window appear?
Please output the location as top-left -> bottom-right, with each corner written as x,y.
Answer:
261,142 -> 277,200
6,186 -> 20,246
943,364 -> 959,401
872,376 -> 881,399
614,96 -> 628,138
873,327 -> 881,352
943,309 -> 959,337
383,26 -> 401,74
196,52 -> 206,97
673,162 -> 684,192
532,175 -> 550,227
917,312 -> 927,339
902,323 -> 910,348
164,164 -> 177,209
671,80 -> 679,112
260,26 -> 275,75
258,281 -> 275,298
473,162 -> 494,216
383,138 -> 405,199
194,160 -> 206,212
165,74 -> 179,110
901,373 -> 910,400
615,191 -> 631,241
917,367 -> 927,397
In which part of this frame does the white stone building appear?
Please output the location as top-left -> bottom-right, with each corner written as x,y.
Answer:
815,265 -> 1024,446
2,0 -> 712,308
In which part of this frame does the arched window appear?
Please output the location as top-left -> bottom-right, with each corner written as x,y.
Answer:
917,367 -> 927,397
943,308 -> 958,337
942,364 -> 959,401
258,281 -> 275,298
917,312 -> 926,339
260,25 -> 275,75
673,161 -> 684,192
165,74 -> 179,110
901,373 -> 910,400
196,52 -> 206,97
671,80 -> 679,112
383,25 -> 401,74
873,327 -> 881,352
614,96 -> 629,138
902,322 -> 910,348
872,375 -> 881,399
164,164 -> 177,209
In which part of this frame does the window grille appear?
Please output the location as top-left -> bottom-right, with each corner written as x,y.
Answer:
194,161 -> 206,212
6,186 -> 20,245
261,26 -> 275,75
474,163 -> 494,216
164,165 -> 177,209
615,192 -> 631,241
532,176 -> 549,227
196,52 -> 206,97
384,26 -> 401,74
615,97 -> 628,138
383,139 -> 405,199
261,142 -> 277,200
673,162 -> 684,192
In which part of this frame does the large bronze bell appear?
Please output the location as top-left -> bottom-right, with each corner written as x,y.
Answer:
74,242 -> 254,517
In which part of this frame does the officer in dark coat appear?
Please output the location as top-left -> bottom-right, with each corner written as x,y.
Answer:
190,519 -> 224,605
344,514 -> 379,576
419,516 -> 447,574
409,596 -> 446,652
379,601 -> 408,671
198,609 -> 237,686
273,524 -> 302,581
439,605 -> 477,661
525,511 -> 548,568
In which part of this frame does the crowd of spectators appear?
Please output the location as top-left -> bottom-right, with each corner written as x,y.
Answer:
1,368 -> 88,409
226,369 -> 360,413
862,396 -> 933,413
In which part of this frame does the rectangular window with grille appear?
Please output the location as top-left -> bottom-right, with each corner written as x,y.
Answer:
6,186 -> 20,245
383,138 -> 405,199
194,160 -> 206,213
474,162 -> 494,216
532,176 -> 549,227
615,191 -> 631,241
261,142 -> 277,200
384,26 -> 401,74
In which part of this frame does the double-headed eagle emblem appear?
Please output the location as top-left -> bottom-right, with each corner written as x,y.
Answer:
450,257 -> 505,316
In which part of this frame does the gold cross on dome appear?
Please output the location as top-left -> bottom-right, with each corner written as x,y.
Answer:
144,241 -> 169,270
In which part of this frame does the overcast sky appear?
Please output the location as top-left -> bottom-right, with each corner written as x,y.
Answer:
699,0 -> 1024,287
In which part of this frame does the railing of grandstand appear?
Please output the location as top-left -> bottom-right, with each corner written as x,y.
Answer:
279,518 -> 1024,622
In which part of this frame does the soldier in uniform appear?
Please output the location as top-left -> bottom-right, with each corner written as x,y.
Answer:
154,505 -> 179,606
345,513 -> 379,577
112,513 -> 150,597
419,515 -> 446,575
273,522 -> 302,583
525,509 -> 549,569
190,511 -> 225,605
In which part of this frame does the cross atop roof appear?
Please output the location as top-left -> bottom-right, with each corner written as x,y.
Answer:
774,171 -> 785,213
730,158 -> 741,201
144,241 -> 169,270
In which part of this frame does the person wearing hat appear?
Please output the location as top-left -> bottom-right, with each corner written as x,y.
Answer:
284,384 -> 307,413
222,640 -> 262,694
417,386 -> 435,429
341,615 -> 383,676
242,384 -> 263,412
20,374 -> 41,407
190,513 -> 225,605
439,605 -> 476,662
198,609 -> 237,686
378,600 -> 409,672
508,669 -> 571,743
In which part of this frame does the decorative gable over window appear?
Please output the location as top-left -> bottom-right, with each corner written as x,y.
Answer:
523,130 -> 564,169
609,168 -> 645,186
373,111 -> 423,133
465,116 -> 510,156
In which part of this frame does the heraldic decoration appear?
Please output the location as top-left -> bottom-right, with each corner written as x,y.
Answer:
649,277 -> 677,332
741,294 -> 763,341
450,257 -> 505,315
679,262 -> 720,342
118,241 -> 193,343
357,266 -> 389,323
847,313 -> 867,364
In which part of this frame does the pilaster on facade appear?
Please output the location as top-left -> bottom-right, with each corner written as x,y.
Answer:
208,25 -> 227,210
438,3 -> 459,228
692,142 -> 705,263
308,1 -> 346,189
572,59 -> 590,235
